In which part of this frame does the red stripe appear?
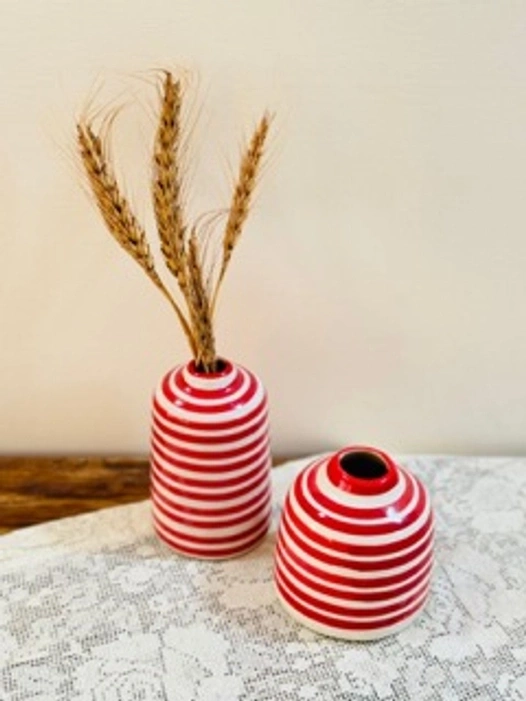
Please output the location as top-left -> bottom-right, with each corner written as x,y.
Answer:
152,393 -> 267,431
152,487 -> 272,529
151,423 -> 269,461
276,564 -> 430,619
275,541 -> 433,602
151,458 -> 271,500
151,406 -> 268,445
154,520 -> 269,559
170,365 -> 245,400
160,370 -> 259,415
293,470 -> 426,537
275,573 -> 429,631
300,463 -> 414,522
150,437 -> 270,473
283,496 -> 433,559
150,453 -> 270,490
153,509 -> 271,546
278,520 -> 434,580
279,515 -> 434,582
151,477 -> 271,518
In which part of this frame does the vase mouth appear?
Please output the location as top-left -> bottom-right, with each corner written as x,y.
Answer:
328,446 -> 398,495
339,451 -> 388,480
188,358 -> 232,377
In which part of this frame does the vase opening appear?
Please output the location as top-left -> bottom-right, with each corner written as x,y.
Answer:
339,451 -> 388,481
191,358 -> 230,375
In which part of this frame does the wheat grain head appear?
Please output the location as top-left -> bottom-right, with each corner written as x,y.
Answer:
152,72 -> 188,292
76,118 -> 197,354
211,113 -> 270,314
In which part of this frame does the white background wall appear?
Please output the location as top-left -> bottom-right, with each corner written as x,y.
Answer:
1,0 -> 526,456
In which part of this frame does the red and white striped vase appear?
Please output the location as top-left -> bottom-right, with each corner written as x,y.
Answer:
149,359 -> 272,559
274,446 -> 434,640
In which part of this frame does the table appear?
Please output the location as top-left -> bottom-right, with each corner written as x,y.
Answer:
0,457 -> 150,534
0,455 -> 294,534
1,455 -> 526,700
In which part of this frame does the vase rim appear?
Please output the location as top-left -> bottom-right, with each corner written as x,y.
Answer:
328,446 -> 399,496
187,358 -> 233,378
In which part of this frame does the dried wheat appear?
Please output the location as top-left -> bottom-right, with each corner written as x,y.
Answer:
152,72 -> 188,292
211,114 -> 270,314
185,230 -> 216,371
77,120 -> 197,354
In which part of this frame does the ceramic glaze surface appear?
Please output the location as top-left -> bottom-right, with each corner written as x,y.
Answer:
150,360 -> 272,559
273,446 -> 434,640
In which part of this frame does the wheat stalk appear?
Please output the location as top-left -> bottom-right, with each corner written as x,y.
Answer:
185,229 -> 216,371
210,113 -> 270,315
152,72 -> 188,293
76,119 -> 197,354
76,72 -> 271,372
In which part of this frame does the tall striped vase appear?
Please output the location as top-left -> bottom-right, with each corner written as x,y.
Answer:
150,359 -> 272,559
274,446 -> 434,640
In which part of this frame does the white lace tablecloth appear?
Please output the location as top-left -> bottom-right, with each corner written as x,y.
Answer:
1,456 -> 526,701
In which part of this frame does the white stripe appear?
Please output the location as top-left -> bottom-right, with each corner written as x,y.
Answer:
274,583 -> 428,641
150,444 -> 270,481
170,367 -> 251,407
316,460 -> 407,509
150,455 -> 270,493
275,568 -> 430,623
154,383 -> 266,423
279,518 -> 434,578
301,469 -> 422,525
153,483 -> 271,524
276,539 -> 434,594
154,419 -> 270,453
153,501 -> 272,539
281,514 -> 434,565
181,364 -> 237,391
155,516 -> 269,554
151,433 -> 269,467
276,551 -> 432,609
287,483 -> 431,547
151,471 -> 271,510
152,401 -> 268,438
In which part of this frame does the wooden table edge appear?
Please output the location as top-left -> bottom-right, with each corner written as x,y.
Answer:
0,454 -> 305,535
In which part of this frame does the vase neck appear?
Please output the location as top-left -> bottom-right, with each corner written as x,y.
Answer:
183,359 -> 236,391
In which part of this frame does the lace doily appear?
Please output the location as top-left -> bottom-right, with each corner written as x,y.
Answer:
1,456 -> 525,700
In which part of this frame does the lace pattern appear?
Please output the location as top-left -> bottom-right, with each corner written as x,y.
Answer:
1,456 -> 525,700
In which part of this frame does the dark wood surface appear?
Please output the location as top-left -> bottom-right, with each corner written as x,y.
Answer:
0,455 -> 294,535
0,457 -> 150,535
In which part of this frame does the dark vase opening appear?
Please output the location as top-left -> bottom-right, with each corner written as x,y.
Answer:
339,451 -> 388,480
193,358 -> 229,375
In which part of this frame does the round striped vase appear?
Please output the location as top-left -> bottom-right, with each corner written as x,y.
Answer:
274,446 -> 434,640
150,359 -> 272,559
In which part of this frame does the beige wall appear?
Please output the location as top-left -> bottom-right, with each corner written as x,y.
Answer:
2,1 -> 526,455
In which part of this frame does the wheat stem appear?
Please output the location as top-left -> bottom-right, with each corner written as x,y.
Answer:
185,229 -> 216,371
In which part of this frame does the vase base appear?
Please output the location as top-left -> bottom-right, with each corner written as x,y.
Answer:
153,521 -> 270,561
274,583 -> 429,641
